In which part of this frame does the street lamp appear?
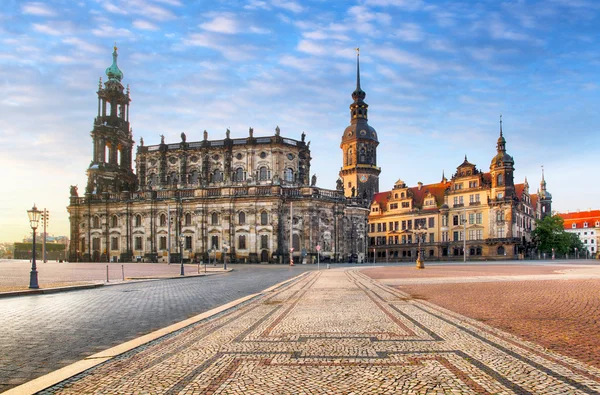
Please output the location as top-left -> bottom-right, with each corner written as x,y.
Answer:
413,224 -> 427,269
179,234 -> 185,276
27,204 -> 42,289
223,245 -> 228,270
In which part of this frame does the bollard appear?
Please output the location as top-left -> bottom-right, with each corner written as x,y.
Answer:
327,263 -> 330,269
122,265 -> 124,281
106,265 -> 109,283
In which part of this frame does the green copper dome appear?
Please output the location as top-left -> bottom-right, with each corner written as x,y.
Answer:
105,45 -> 124,82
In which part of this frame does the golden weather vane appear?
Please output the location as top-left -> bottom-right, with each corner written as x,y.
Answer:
355,47 -> 360,56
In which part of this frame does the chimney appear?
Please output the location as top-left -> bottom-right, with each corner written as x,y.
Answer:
418,182 -> 423,191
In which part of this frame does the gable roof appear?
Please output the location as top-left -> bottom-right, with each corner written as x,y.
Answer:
557,210 -> 600,229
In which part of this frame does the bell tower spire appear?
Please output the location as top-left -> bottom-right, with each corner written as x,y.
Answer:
86,45 -> 136,195
340,48 -> 380,203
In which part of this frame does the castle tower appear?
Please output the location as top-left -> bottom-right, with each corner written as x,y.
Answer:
86,45 -> 136,195
489,115 -> 515,201
538,167 -> 552,218
339,49 -> 380,202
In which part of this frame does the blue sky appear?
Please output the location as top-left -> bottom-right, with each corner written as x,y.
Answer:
1,0 -> 599,242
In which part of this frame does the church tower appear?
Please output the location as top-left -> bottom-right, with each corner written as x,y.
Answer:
86,45 -> 136,195
339,49 -> 380,202
489,116 -> 515,201
538,167 -> 552,218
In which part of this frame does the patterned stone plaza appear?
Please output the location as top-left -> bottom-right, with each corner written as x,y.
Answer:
23,267 -> 600,394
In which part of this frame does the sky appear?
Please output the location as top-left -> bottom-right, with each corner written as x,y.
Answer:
0,0 -> 599,243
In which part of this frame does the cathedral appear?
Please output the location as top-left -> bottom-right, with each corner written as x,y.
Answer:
67,47 -> 372,263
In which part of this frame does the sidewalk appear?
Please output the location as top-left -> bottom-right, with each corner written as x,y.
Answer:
9,267 -> 600,394
0,260 -> 230,297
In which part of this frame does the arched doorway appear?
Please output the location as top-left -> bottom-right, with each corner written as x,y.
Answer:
260,250 -> 269,263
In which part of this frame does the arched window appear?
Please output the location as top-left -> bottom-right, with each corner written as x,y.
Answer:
259,166 -> 268,181
169,172 -> 178,186
497,246 -> 505,255
111,215 -> 118,228
213,169 -> 223,183
189,170 -> 199,185
347,148 -> 353,166
135,214 -> 142,227
497,173 -> 504,186
359,147 -> 366,163
260,211 -> 268,225
160,214 -> 166,226
235,167 -> 244,182
239,211 -> 246,225
185,213 -> 192,226
93,216 -> 100,229
211,212 -> 219,225
285,168 -> 293,182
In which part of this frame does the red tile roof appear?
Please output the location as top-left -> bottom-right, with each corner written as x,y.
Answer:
557,210 -> 600,229
371,181 -> 451,214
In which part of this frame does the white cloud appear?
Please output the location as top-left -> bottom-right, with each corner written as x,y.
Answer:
245,0 -> 270,11
200,15 -> 239,34
272,0 -> 303,13
130,0 -> 177,21
182,33 -> 256,61
133,19 -> 159,31
297,40 -> 327,56
63,37 -> 104,54
362,0 -> 424,11
103,2 -> 128,15
32,23 -> 62,36
92,24 -> 134,38
22,2 -> 57,17
395,23 -> 424,42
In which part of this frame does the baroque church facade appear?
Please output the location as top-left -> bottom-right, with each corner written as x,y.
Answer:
67,47 -> 371,263
368,118 -> 552,261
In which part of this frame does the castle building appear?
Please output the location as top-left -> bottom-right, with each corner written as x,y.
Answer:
558,209 -> 600,257
67,47 -> 370,263
367,119 -> 551,261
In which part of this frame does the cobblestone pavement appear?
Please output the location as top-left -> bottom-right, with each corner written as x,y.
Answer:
0,264 -> 316,393
396,279 -> 600,370
32,268 -> 600,394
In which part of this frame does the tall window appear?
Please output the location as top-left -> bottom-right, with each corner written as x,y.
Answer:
239,211 -> 246,225
476,213 -> 482,224
159,236 -> 167,250
111,237 -> 119,250
92,238 -> 100,251
213,169 -> 223,183
111,215 -> 118,228
442,216 -> 448,226
190,170 -> 199,185
160,214 -> 166,226
498,228 -> 505,238
260,211 -> 268,225
238,235 -> 246,249
185,213 -> 192,226
285,168 -> 294,182
135,214 -> 142,227
211,213 -> 219,225
185,236 -> 192,250
259,166 -> 268,181
292,234 -> 300,251
347,148 -> 353,165
469,213 -> 475,224
93,216 -> 100,229
261,234 -> 268,249
453,216 -> 459,226
497,173 -> 504,186
235,167 -> 244,182
211,235 -> 219,249
135,236 -> 142,250
428,217 -> 434,228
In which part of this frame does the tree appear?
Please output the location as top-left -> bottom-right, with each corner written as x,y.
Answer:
532,215 -> 583,254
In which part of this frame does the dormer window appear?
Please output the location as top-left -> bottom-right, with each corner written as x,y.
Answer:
572,223 -> 577,229
584,222 -> 588,228
596,221 -> 599,227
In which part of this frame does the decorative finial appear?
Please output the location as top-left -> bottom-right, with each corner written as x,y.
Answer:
500,114 -> 503,137
98,77 -> 102,89
126,84 -> 130,95
114,41 -> 117,51
464,154 -> 468,162
355,47 -> 360,56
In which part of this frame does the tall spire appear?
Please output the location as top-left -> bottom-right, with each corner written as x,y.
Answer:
496,114 -> 506,153
500,114 -> 503,137
352,47 -> 365,103
541,165 -> 546,189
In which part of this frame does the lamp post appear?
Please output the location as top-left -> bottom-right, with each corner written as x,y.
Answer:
179,234 -> 185,276
223,245 -> 228,270
27,205 -> 42,289
413,224 -> 427,269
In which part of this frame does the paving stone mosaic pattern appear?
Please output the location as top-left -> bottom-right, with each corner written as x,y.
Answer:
40,269 -> 600,394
